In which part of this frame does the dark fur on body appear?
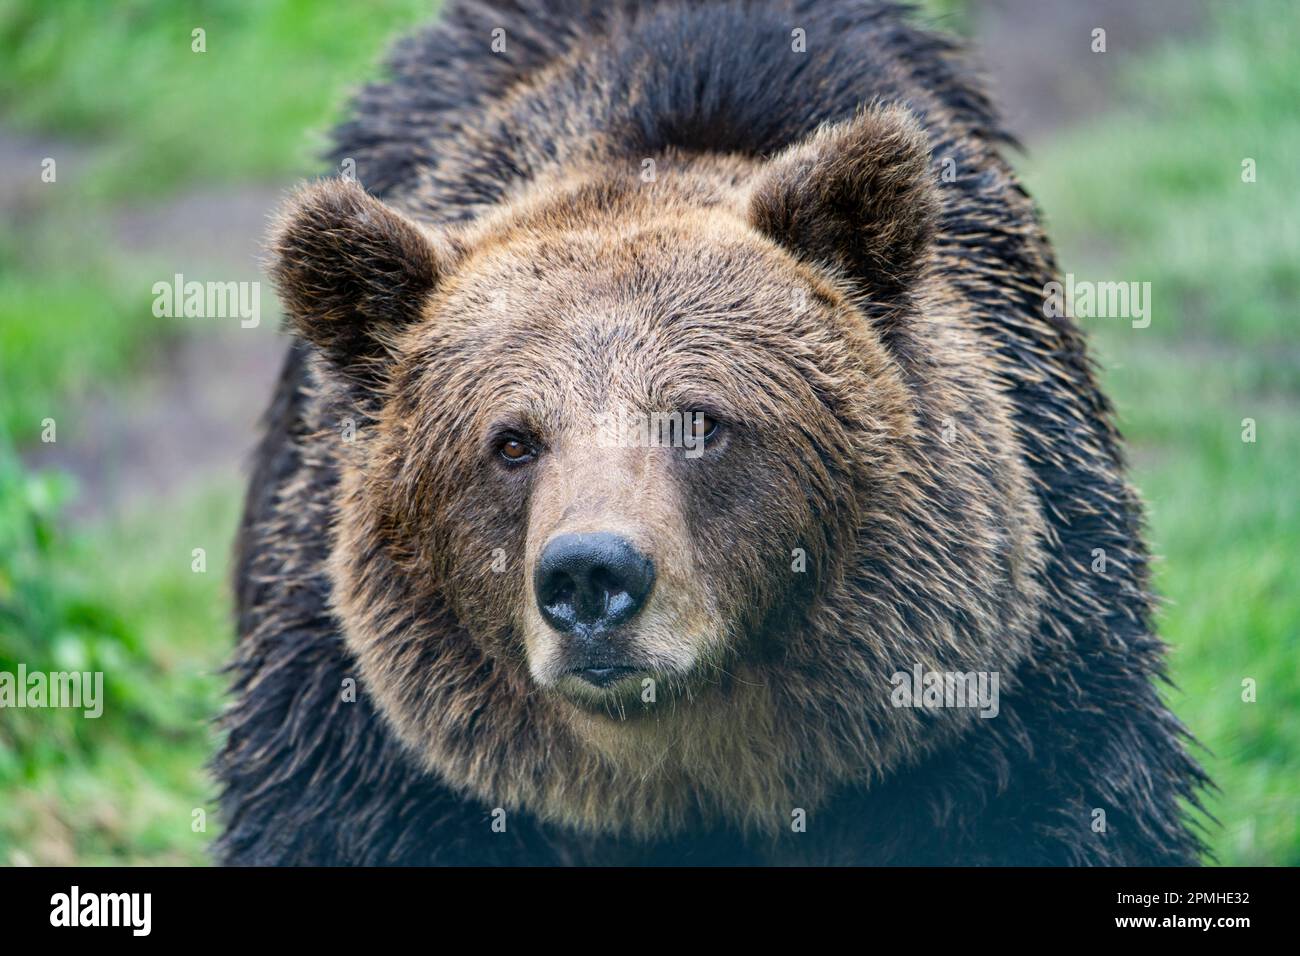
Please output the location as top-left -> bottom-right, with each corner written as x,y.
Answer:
216,0 -> 1209,865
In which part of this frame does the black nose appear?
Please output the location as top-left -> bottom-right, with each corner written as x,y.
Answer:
534,532 -> 655,635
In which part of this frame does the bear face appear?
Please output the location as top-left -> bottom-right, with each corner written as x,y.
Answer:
267,106 -> 1048,837
379,207 -> 916,710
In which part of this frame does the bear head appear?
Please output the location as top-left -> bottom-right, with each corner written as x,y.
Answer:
266,104 -> 1046,836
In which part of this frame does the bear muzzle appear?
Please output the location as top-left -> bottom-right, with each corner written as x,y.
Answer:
533,531 -> 656,686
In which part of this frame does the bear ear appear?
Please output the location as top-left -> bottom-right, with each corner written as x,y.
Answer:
267,178 -> 447,387
748,103 -> 939,302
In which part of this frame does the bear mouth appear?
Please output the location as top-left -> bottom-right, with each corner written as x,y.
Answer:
553,662 -> 663,717
564,664 -> 643,688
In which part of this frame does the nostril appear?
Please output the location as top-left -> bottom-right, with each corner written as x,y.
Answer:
538,574 -> 579,632
604,589 -> 634,621
540,573 -> 575,609
590,566 -> 618,597
534,532 -> 656,633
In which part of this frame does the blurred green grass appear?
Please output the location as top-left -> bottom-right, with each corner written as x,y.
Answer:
1020,0 -> 1300,864
0,0 -> 437,864
0,444 -> 237,864
0,0 -> 434,197
0,227 -> 164,442
0,0 -> 1295,865
0,0 -> 437,442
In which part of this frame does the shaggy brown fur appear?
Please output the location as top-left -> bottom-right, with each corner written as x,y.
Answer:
217,0 -> 1209,865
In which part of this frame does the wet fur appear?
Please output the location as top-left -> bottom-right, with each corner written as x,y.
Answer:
216,0 -> 1210,865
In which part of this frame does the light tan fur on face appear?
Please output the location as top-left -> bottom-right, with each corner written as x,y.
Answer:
521,440 -> 722,699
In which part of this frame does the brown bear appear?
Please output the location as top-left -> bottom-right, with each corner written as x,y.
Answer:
216,0 -> 1209,865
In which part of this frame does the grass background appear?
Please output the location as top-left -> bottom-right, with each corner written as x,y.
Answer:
0,0 -> 1295,864
1018,0 -> 1299,864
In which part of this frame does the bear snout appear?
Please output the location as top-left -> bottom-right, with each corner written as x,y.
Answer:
533,532 -> 656,644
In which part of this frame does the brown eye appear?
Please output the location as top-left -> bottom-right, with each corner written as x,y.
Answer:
689,414 -> 719,443
498,438 -> 535,464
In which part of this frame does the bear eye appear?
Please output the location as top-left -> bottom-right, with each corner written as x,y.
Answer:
687,414 -> 720,444
496,436 -> 537,465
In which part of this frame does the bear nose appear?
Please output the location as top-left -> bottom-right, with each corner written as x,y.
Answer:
534,532 -> 655,635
